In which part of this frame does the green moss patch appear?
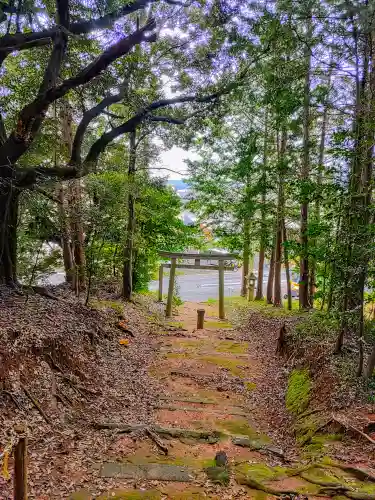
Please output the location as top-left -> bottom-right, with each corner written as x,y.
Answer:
175,339 -> 205,350
216,418 -> 270,443
235,462 -> 288,482
215,340 -> 249,354
167,321 -> 184,328
286,368 -> 312,415
97,490 -> 161,500
205,320 -> 232,329
90,299 -> 123,315
301,466 -> 342,486
200,355 -> 248,377
244,381 -> 256,390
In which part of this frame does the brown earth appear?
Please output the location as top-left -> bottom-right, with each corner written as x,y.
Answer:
1,290 -> 375,499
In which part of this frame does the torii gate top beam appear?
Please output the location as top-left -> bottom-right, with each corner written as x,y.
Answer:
159,251 -> 238,260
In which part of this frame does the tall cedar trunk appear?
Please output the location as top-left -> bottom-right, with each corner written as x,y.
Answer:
122,129 -> 137,301
274,128 -> 287,307
340,25 -> 374,366
310,67 -> 332,307
266,243 -> 275,304
57,184 -> 74,284
256,244 -> 265,300
0,186 -> 18,284
283,219 -> 292,310
241,218 -> 250,297
299,14 -> 312,310
364,32 -> 375,375
256,109 -> 268,300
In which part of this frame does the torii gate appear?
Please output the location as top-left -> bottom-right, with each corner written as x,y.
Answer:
158,251 -> 238,319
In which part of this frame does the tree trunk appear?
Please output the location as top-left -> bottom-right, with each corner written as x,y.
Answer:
266,244 -> 275,304
365,344 -> 375,379
256,109 -> 268,301
256,244 -> 265,301
122,129 -> 137,301
60,101 -> 86,291
70,179 -> 86,292
0,186 -> 18,284
309,67 -> 332,307
341,24 -> 375,360
241,218 -> 250,297
57,184 -> 74,284
283,219 -> 292,311
274,128 -> 287,308
299,14 -> 312,310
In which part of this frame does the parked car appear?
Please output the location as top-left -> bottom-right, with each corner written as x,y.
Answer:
284,280 -> 299,299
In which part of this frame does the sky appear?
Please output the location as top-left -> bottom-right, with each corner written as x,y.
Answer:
152,146 -> 199,180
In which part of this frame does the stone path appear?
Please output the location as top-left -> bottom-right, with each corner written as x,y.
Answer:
73,302 -> 375,499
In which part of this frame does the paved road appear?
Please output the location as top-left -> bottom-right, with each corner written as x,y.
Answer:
149,267 -> 289,302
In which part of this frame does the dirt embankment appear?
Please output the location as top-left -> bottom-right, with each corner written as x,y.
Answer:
234,307 -> 375,467
0,286 -> 161,498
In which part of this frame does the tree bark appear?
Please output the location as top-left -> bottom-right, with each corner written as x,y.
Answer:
256,243 -> 265,301
122,129 -> 137,301
310,67 -> 332,307
0,186 -> 18,284
266,244 -> 275,305
283,219 -> 292,311
274,128 -> 287,308
256,109 -> 268,301
57,183 -> 74,284
299,14 -> 312,310
365,344 -> 375,378
241,218 -> 250,297
61,101 -> 86,291
70,178 -> 86,292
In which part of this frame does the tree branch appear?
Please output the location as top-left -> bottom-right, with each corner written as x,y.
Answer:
34,187 -> 62,204
16,71 -> 246,187
0,19 -> 157,169
148,115 -> 185,125
0,114 -> 7,146
71,90 -> 125,164
84,91 -> 221,165
0,0 -> 186,52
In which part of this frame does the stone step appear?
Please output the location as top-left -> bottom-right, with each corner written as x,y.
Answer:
154,403 -> 247,416
100,462 -> 196,482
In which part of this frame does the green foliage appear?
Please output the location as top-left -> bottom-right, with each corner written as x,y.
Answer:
294,311 -> 339,341
286,369 -> 312,415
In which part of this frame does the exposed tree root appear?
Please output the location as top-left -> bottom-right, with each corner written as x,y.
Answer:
299,471 -> 345,488
236,475 -> 299,496
31,286 -> 59,300
344,493 -> 375,500
16,285 -> 59,300
332,465 -> 375,483
56,374 -> 88,399
332,416 -> 375,445
94,422 -> 221,442
1,390 -> 24,411
145,427 -> 169,455
22,385 -> 51,424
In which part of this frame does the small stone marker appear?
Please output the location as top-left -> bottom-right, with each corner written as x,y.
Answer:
197,309 -> 205,329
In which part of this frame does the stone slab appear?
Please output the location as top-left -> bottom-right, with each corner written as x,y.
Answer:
100,462 -> 196,482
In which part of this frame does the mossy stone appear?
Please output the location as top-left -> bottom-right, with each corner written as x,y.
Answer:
205,466 -> 230,485
286,368 -> 312,415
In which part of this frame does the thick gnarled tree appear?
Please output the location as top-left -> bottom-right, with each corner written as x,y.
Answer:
0,0 -> 243,285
